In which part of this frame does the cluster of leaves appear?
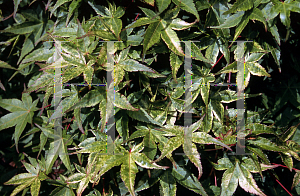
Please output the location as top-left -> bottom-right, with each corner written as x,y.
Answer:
0,0 -> 300,195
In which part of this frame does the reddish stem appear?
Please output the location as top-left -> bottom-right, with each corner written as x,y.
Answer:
134,13 -> 140,21
2,13 -> 14,21
41,104 -> 51,110
267,170 -> 293,196
214,170 -> 217,186
271,163 -> 300,172
210,36 -> 242,70
210,54 -> 224,70
65,116 -> 75,131
39,104 -> 51,116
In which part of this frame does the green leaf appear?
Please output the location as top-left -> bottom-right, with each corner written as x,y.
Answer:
139,7 -> 157,18
119,59 -> 155,72
66,89 -> 105,112
212,158 -> 234,171
30,178 -> 41,196
154,121 -> 231,164
190,43 -> 211,63
4,156 -> 48,196
143,21 -> 164,56
71,141 -> 107,154
13,0 -> 21,18
0,93 -> 38,152
161,20 -> 184,56
216,52 -> 270,89
250,8 -> 267,31
9,181 -> 33,196
203,101 -> 213,132
88,1 -> 108,17
223,0 -> 254,15
114,92 -> 139,111
211,100 -> 224,123
232,12 -> 251,43
127,107 -> 162,126
169,18 -> 196,30
238,162 -> 267,196
50,187 -> 75,196
125,17 -> 159,29
20,48 -> 55,64
210,11 -> 244,28
4,173 -> 36,185
205,41 -> 219,66
92,30 -> 117,40
1,22 -> 39,34
170,52 -> 183,81
156,0 -> 171,13
280,122 -> 300,142
18,34 -> 35,65
50,0 -> 72,18
247,147 -> 270,164
93,143 -> 168,196
155,136 -> 183,162
192,132 -> 231,150
172,0 -> 200,21
196,0 -> 210,11
107,17 -> 122,39
220,159 -> 267,196
281,153 -> 293,171
183,142 -> 202,180
35,127 -> 73,174
144,131 -> 157,160
159,170 -> 176,196
66,0 -> 82,26
248,137 -> 288,152
292,171 -> 300,190
0,60 -> 17,70
220,166 -> 239,196
171,162 -> 208,196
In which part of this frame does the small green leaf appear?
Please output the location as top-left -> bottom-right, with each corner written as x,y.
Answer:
192,132 -> 231,150
281,122 -> 300,142
248,137 -> 288,152
161,20 -> 184,56
114,92 -> 139,111
0,60 -> 18,70
160,170 -> 176,196
143,21 -> 164,56
30,178 -> 41,196
281,153 -> 293,171
4,173 -> 36,185
170,52 -> 183,81
223,0 -> 254,15
144,132 -> 157,160
156,0 -> 171,13
171,162 -> 208,196
50,0 -> 72,17
292,171 -> 300,190
172,0 -> 200,21
66,0 -> 81,26
210,11 -> 244,28
119,59 -> 155,72
0,93 -> 38,152
126,17 -> 159,29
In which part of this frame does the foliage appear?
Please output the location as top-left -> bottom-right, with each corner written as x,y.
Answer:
0,0 -> 300,195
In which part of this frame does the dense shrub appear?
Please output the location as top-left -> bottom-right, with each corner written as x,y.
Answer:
0,0 -> 300,195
